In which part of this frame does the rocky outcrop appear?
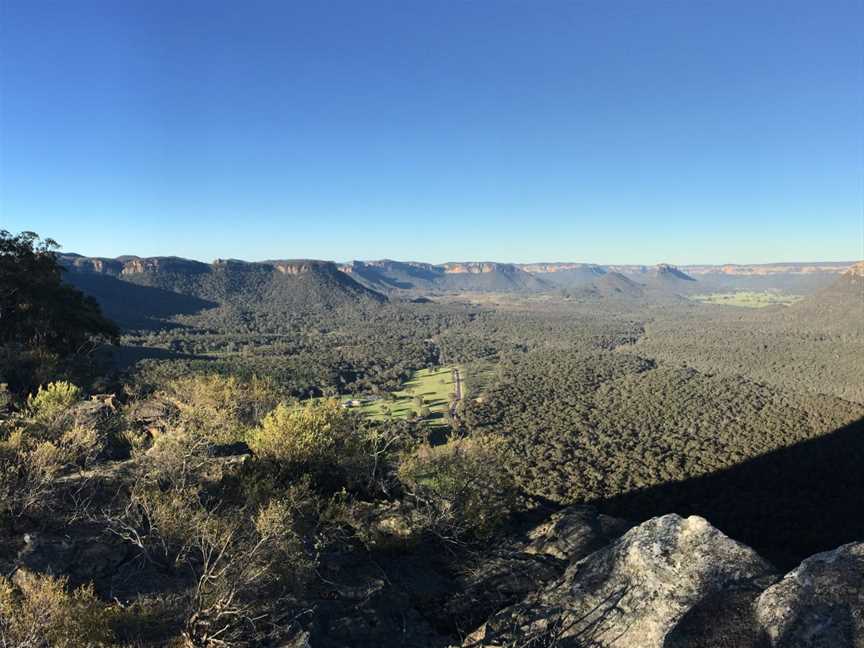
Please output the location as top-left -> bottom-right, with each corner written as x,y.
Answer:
120,256 -> 210,275
465,515 -> 779,648
462,514 -> 864,648
16,531 -> 131,587
516,263 -> 605,274
842,261 -> 864,279
524,505 -> 632,562
442,262 -> 521,274
755,542 -> 864,647
443,507 -> 631,634
269,260 -> 339,275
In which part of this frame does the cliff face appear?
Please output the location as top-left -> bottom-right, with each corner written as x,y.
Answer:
343,259 -> 440,273
59,254 -> 858,299
685,262 -> 856,276
59,255 -> 210,276
441,262 -> 521,274
120,257 -> 210,276
59,254 -> 386,323
269,260 -> 340,276
843,260 -> 864,278
518,262 -> 605,274
58,255 -> 125,275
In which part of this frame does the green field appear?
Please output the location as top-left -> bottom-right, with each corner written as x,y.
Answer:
691,291 -> 803,308
328,366 -> 462,428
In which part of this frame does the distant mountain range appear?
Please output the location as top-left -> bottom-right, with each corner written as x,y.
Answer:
57,253 -> 859,329
60,254 -> 857,293
59,254 -> 384,329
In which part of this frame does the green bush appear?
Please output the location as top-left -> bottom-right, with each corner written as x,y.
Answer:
248,400 -> 373,489
160,373 -> 278,444
25,381 -> 81,432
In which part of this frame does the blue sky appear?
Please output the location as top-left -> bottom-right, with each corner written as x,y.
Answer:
1,0 -> 861,264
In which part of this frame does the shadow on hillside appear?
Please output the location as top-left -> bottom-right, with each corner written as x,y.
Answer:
594,416 -> 864,570
65,273 -> 217,330
110,345 -> 216,371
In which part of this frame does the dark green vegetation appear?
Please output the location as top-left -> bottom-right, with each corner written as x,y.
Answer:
634,269 -> 864,403
462,348 -> 863,567
0,231 -> 118,394
1,236 -> 861,646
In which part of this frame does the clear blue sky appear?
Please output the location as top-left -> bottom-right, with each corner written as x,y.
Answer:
1,1 -> 862,264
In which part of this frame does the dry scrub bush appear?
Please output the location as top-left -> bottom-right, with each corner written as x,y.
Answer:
144,424 -> 212,490
180,491 -> 317,645
161,374 -> 278,444
105,485 -> 203,569
0,382 -> 111,521
105,480 -> 318,646
398,436 -> 517,541
0,433 -> 64,520
0,570 -> 114,647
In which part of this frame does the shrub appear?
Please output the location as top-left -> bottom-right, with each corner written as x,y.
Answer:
397,436 -> 517,541
23,381 -> 81,439
26,381 -> 81,423
248,400 -> 371,488
0,435 -> 65,520
254,493 -> 317,590
105,484 -> 203,569
143,423 -> 210,490
160,374 -> 278,444
58,424 -> 102,469
0,570 -> 114,647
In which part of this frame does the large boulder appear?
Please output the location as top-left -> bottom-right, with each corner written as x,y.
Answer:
755,542 -> 864,647
466,514 -> 778,648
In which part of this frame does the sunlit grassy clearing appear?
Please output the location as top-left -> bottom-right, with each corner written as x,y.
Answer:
352,366 -> 460,425
296,366 -> 463,427
691,292 -> 803,308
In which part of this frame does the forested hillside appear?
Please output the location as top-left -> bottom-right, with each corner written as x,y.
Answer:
633,265 -> 864,403
462,348 -> 863,566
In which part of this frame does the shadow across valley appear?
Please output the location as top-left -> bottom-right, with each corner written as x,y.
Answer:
64,273 -> 217,330
109,345 -> 217,371
595,416 -> 864,570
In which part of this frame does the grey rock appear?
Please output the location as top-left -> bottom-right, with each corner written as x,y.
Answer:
525,505 -> 631,563
755,542 -> 864,647
466,514 -> 778,648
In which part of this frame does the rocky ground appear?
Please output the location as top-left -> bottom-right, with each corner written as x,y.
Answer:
5,483 -> 861,647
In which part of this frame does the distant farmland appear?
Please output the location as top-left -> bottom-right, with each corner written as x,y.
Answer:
691,291 -> 803,308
